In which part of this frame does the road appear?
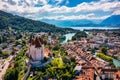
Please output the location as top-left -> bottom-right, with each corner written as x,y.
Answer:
0,55 -> 14,80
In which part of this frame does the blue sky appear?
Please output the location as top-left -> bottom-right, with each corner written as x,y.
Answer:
0,0 -> 120,21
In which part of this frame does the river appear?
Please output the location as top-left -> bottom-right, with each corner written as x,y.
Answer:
95,52 -> 120,67
112,58 -> 120,67
62,33 -> 75,43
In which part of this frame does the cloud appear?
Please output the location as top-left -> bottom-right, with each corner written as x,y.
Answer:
38,13 -> 110,20
112,10 -> 120,15
0,0 -> 120,21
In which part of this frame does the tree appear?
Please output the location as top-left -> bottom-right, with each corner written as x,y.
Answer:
0,35 -> 1,44
2,36 -> 7,42
4,68 -> 18,80
16,34 -> 22,40
53,45 -> 60,51
70,57 -> 75,62
11,50 -> 15,55
15,40 -> 21,45
72,31 -> 87,40
43,40 -> 47,45
101,46 -> 107,54
2,45 -> 7,49
33,72 -> 44,80
0,52 -> 9,58
61,72 -> 71,80
91,48 -> 95,54
0,49 -> 2,54
22,40 -> 26,46
0,50 -> 3,57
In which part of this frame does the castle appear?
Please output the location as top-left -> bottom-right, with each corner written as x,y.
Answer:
28,37 -> 44,67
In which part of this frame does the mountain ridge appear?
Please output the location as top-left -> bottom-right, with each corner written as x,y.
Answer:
0,10 -> 77,34
42,15 -> 120,27
101,15 -> 120,26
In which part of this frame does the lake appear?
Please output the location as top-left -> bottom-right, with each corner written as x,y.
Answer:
70,27 -> 120,30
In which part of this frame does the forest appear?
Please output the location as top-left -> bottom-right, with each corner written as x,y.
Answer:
0,10 -> 77,34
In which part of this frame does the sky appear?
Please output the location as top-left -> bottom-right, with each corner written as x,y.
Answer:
0,0 -> 120,21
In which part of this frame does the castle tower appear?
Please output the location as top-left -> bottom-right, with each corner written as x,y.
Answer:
29,37 -> 44,66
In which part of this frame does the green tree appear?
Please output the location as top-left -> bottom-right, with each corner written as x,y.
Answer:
0,35 -> 1,44
22,40 -> 26,46
70,57 -> 75,62
11,50 -> 15,55
101,46 -> 107,54
15,40 -> 20,45
61,72 -> 71,80
2,36 -> 7,42
33,72 -> 44,80
4,68 -> 18,80
72,31 -> 87,40
53,45 -> 60,51
0,49 -> 2,54
91,48 -> 95,54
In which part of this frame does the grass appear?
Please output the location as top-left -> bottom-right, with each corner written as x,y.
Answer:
96,52 -> 116,67
96,52 -> 112,62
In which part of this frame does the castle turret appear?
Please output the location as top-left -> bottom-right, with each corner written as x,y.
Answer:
48,32 -> 52,44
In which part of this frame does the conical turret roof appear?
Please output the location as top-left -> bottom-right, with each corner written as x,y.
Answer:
34,37 -> 42,47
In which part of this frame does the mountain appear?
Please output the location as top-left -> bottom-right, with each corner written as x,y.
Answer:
0,10 -> 77,34
42,15 -> 120,27
101,15 -> 120,26
42,19 -> 95,27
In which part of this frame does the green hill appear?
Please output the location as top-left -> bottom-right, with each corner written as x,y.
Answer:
0,10 -> 77,34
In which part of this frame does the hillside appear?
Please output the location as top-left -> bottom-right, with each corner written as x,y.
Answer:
0,10 -> 77,34
101,15 -> 120,26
